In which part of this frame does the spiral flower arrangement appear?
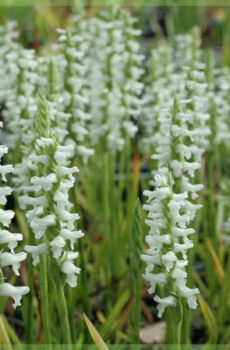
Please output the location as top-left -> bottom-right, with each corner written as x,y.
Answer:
0,122 -> 29,308
142,98 -> 204,322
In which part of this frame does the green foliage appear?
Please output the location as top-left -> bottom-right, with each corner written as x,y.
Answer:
34,91 -> 52,139
2,4 -> 230,347
129,199 -> 142,344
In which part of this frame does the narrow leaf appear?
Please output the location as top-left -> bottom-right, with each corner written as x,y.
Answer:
198,295 -> 218,344
205,239 -> 224,282
100,289 -> 131,339
83,314 -> 108,350
0,316 -> 12,346
129,198 -> 142,344
1,315 -> 21,345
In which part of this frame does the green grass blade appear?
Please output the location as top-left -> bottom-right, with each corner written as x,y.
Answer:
129,198 -> 143,344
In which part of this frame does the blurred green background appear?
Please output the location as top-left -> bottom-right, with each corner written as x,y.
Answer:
1,4 -> 230,61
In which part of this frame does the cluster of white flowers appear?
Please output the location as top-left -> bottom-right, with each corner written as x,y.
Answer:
0,20 -> 94,166
141,28 -> 210,155
214,65 -> 230,243
176,72 -> 210,152
87,7 -> 143,153
0,21 -> 38,151
15,95 -> 84,288
0,8 -> 145,160
174,28 -> 201,69
0,21 -> 19,103
52,27 -> 94,163
0,18 -> 92,295
1,12 -> 224,323
0,122 -> 29,308
71,6 -> 88,55
215,66 -> 230,147
142,97 -> 205,317
141,43 -> 173,152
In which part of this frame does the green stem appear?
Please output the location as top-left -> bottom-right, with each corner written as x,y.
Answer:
129,199 -> 142,345
40,255 -> 52,345
102,152 -> 112,312
180,299 -> 190,345
25,254 -> 35,344
72,186 -> 92,318
56,280 -> 72,344
166,297 -> 183,348
216,247 -> 230,336
118,147 -> 125,229
126,147 -> 140,240
117,151 -> 126,279
107,153 -> 117,276
78,238 -> 92,317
